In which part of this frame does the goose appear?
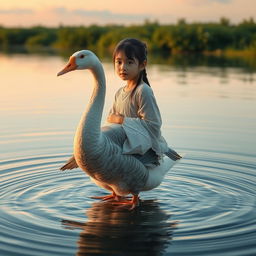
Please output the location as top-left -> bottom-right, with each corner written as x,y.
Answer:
57,50 -> 179,209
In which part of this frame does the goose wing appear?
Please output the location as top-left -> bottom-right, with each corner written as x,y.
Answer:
60,156 -> 79,171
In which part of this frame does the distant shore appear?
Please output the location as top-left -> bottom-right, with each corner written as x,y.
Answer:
0,18 -> 255,56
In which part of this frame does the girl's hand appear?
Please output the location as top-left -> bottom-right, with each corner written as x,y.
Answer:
107,114 -> 124,124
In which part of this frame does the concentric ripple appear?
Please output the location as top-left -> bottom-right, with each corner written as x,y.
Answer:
0,150 -> 255,256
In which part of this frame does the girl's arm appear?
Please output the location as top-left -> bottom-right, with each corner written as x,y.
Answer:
121,84 -> 168,155
136,85 -> 162,135
107,89 -> 124,124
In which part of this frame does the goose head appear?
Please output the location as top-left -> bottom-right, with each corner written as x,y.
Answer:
57,50 -> 100,76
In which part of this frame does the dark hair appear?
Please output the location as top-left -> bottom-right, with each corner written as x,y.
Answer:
113,38 -> 150,97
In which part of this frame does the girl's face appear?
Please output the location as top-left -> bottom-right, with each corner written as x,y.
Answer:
114,51 -> 146,83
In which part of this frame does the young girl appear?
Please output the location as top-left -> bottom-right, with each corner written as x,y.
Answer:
107,38 -> 181,166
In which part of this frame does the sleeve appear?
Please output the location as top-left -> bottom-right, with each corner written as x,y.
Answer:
108,87 -> 123,116
108,94 -> 117,116
136,85 -> 162,137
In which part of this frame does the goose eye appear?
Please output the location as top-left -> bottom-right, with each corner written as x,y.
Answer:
80,54 -> 85,59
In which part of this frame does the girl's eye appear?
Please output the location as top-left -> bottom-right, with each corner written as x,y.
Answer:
128,60 -> 134,65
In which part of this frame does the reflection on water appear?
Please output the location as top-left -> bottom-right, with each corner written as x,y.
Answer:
0,151 -> 255,255
2,47 -> 256,71
62,200 -> 176,256
149,52 -> 256,72
0,53 -> 256,255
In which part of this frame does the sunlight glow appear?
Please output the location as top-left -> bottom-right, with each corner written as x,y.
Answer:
0,0 -> 255,27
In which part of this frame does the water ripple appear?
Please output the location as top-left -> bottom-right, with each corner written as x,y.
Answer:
0,150 -> 255,255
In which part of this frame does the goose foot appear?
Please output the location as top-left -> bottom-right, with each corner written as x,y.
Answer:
112,195 -> 139,210
91,192 -> 122,202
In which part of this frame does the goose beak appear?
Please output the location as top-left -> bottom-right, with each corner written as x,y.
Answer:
57,56 -> 77,76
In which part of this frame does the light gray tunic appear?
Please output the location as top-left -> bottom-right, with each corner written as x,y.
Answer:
108,82 -> 169,157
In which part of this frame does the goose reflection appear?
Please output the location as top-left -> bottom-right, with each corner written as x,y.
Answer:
62,200 -> 177,256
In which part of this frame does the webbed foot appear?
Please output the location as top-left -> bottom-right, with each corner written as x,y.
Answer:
91,192 -> 122,201
112,195 -> 140,210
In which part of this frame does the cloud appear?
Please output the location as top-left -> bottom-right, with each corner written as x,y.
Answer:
210,0 -> 232,3
0,6 -> 150,27
52,7 -> 148,22
184,0 -> 232,5
0,8 -> 34,15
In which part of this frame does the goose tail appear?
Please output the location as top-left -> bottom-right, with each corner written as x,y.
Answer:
142,156 -> 178,191
60,155 -> 79,171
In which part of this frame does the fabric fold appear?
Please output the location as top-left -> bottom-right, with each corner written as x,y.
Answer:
122,117 -> 152,154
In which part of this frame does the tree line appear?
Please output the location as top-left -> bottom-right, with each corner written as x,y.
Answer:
0,18 -> 256,56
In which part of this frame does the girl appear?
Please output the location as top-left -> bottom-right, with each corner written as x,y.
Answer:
107,38 -> 181,166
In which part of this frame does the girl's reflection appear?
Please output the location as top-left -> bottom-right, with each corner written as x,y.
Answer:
62,200 -> 177,255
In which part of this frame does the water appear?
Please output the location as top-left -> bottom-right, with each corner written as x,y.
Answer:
0,53 -> 255,256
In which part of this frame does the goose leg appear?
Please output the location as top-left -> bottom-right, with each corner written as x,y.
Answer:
112,195 -> 140,210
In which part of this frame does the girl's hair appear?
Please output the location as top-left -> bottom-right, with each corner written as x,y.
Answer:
113,38 -> 150,97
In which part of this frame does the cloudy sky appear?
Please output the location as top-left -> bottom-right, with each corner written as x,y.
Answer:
0,0 -> 255,27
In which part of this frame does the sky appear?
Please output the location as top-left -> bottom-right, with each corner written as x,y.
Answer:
0,0 -> 255,27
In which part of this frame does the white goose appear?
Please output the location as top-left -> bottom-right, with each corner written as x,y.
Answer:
57,50 -> 178,209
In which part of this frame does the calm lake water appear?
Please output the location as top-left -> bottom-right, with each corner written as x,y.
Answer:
0,53 -> 255,256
